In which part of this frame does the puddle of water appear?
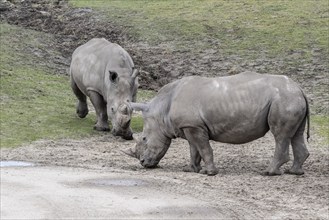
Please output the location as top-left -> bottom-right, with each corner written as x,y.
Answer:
88,178 -> 146,187
0,161 -> 35,167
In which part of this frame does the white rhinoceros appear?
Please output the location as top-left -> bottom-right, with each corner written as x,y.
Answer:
70,38 -> 139,140
123,72 -> 310,176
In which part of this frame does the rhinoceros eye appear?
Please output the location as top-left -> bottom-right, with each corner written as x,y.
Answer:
109,71 -> 118,83
142,137 -> 147,141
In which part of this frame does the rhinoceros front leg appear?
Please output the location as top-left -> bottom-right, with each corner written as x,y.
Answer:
71,80 -> 88,118
88,90 -> 110,131
183,143 -> 202,173
183,127 -> 218,176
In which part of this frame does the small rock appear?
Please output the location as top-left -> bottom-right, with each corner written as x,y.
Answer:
39,10 -> 51,17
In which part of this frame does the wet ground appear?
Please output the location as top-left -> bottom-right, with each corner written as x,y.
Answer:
1,166 -> 224,219
0,160 -> 35,167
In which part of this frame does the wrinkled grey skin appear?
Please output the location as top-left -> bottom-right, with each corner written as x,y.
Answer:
70,38 -> 139,140
123,72 -> 310,176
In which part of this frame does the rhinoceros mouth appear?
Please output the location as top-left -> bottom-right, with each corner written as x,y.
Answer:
122,134 -> 133,140
140,159 -> 159,168
142,163 -> 158,169
112,128 -> 133,140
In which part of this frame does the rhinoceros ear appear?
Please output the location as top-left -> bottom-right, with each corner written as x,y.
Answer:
131,68 -> 139,79
121,147 -> 138,158
131,102 -> 149,112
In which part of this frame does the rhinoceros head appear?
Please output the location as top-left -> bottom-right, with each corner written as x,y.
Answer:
122,102 -> 171,168
106,68 -> 139,140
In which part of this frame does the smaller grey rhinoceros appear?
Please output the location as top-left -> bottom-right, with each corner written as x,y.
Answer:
70,38 -> 139,140
123,72 -> 310,176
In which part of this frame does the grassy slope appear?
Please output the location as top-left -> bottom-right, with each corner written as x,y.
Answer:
71,0 -> 328,144
0,23 -> 146,148
1,0 -> 328,147
71,0 -> 328,58
312,116 -> 329,145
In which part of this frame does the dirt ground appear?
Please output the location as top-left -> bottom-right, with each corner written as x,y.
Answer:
1,131 -> 328,219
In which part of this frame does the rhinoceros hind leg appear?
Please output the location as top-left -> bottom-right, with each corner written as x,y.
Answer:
266,97 -> 308,176
284,146 -> 309,175
183,127 -> 218,176
263,137 -> 290,176
285,119 -> 309,175
71,80 -> 89,118
88,90 -> 110,131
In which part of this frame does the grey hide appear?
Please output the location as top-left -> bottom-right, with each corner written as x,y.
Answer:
70,38 -> 139,140
123,72 -> 310,176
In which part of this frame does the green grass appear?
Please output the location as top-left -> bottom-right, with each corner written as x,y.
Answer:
136,89 -> 156,103
2,0 -> 328,147
0,23 -> 146,148
70,0 -> 329,58
312,116 -> 329,146
0,64 -> 98,148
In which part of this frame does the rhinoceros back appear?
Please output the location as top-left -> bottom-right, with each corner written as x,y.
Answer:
167,72 -> 307,144
70,38 -> 134,96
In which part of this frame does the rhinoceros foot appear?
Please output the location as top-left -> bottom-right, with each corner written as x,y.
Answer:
262,169 -> 283,176
77,109 -> 88,118
183,164 -> 202,173
76,102 -> 88,118
284,168 -> 305,175
199,167 -> 219,176
93,125 -> 110,132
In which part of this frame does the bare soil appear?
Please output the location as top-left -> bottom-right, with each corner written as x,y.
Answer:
1,131 -> 328,219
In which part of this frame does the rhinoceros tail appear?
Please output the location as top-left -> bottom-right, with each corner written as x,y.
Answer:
302,90 -> 310,142
306,96 -> 310,142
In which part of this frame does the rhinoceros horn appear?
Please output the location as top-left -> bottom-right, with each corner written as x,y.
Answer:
121,147 -> 138,158
131,102 -> 149,112
120,103 -> 130,115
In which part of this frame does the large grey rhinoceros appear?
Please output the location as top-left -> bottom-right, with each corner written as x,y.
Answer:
123,72 -> 310,176
70,38 -> 139,140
